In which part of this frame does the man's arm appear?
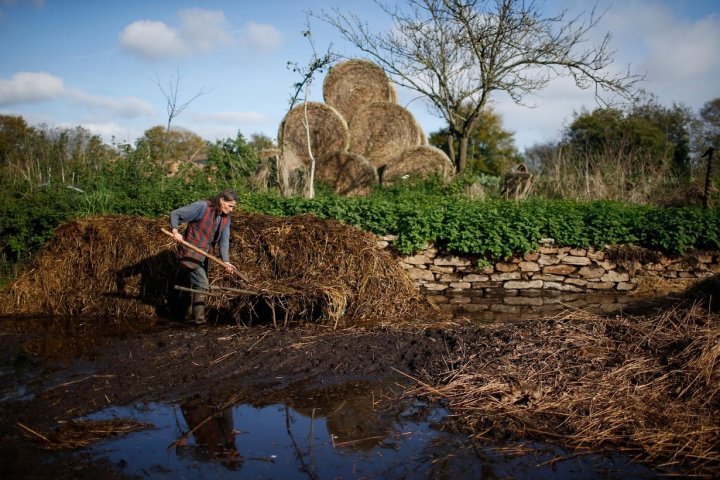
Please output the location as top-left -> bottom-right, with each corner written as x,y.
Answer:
170,200 -> 206,242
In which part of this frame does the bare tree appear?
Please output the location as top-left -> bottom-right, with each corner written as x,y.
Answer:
152,69 -> 212,161
314,0 -> 642,172
282,24 -> 338,198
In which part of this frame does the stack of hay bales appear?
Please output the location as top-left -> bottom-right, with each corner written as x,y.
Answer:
279,59 -> 454,196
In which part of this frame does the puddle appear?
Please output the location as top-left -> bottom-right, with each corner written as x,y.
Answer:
436,291 -> 677,323
80,378 -> 664,479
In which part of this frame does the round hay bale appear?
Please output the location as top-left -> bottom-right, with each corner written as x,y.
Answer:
316,151 -> 378,197
381,145 -> 455,186
279,102 -> 349,167
323,59 -> 397,126
348,101 -> 424,170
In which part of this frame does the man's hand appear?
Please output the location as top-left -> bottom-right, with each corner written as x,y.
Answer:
224,262 -> 237,274
171,228 -> 183,243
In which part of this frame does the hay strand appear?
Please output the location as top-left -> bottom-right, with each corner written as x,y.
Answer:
0,213 -> 433,327
409,304 -> 720,477
349,101 -> 424,169
323,59 -> 397,126
316,151 -> 379,197
279,102 -> 349,167
381,145 -> 455,186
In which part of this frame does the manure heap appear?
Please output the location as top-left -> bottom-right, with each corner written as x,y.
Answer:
0,214 -> 433,326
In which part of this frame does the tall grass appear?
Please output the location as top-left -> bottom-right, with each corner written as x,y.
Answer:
527,143 -> 713,207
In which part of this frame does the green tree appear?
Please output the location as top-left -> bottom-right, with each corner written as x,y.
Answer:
206,133 -> 259,185
136,126 -> 206,163
564,97 -> 695,177
0,115 -> 34,166
630,95 -> 694,176
248,133 -> 276,153
429,107 -> 521,175
698,98 -> 720,152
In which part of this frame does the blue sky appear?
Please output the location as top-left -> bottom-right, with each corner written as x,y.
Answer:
1,0 -> 718,153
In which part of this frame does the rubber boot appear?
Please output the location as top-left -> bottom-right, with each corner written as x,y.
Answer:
192,293 -> 207,325
184,294 -> 194,322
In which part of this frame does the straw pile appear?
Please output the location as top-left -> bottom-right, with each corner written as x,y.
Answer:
381,145 -> 455,185
0,216 -> 178,320
323,59 -> 397,126
278,102 -> 349,167
348,101 -> 425,170
226,212 -> 433,326
315,151 -> 378,197
0,213 -> 433,327
410,304 -> 720,477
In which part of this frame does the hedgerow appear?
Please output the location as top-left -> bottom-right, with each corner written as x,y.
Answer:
1,175 -> 718,285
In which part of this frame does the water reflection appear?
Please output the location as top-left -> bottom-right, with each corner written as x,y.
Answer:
82,378 -> 665,479
280,379 -> 395,451
434,290 -> 677,322
175,395 -> 243,470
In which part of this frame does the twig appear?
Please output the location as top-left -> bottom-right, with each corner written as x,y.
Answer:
17,422 -> 50,443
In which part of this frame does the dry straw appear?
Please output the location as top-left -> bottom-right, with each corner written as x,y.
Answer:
323,59 -> 397,126
407,303 -> 720,477
279,102 -> 349,167
0,216 -> 176,320
349,101 -> 425,169
316,151 -> 379,197
19,419 -> 152,450
381,145 -> 455,186
0,213 -> 433,327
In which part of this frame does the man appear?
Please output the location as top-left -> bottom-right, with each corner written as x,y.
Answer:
170,189 -> 237,324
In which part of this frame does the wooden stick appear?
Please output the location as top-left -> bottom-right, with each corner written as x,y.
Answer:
161,227 -> 251,283
210,285 -> 261,295
173,285 -> 226,297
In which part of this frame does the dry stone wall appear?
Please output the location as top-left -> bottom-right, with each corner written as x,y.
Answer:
377,236 -> 720,315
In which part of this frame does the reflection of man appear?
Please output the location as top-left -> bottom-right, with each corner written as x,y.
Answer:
289,380 -> 392,451
177,397 -> 243,470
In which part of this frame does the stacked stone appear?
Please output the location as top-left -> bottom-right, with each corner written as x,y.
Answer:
377,236 -> 719,298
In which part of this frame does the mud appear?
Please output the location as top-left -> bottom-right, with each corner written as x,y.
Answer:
0,296 -> 711,479
0,315 -> 463,479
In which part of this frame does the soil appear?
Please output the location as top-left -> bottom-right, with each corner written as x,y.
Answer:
0,315 -> 463,479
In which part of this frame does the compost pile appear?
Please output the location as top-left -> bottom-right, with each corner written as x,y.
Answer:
0,213 -> 433,327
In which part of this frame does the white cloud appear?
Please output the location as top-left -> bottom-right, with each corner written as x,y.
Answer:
0,0 -> 44,6
0,71 -> 154,118
119,9 -> 234,60
66,90 -> 155,117
177,8 -> 233,52
76,121 -> 134,144
0,71 -> 65,104
119,20 -> 188,59
602,1 -> 720,105
240,21 -> 282,53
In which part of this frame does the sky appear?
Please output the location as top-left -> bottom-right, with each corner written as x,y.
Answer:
1,0 -> 718,153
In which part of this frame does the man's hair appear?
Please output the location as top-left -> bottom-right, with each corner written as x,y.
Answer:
210,189 -> 238,211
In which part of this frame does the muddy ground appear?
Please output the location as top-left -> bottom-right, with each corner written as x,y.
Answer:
1,287 -> 717,479
0,313 -> 473,479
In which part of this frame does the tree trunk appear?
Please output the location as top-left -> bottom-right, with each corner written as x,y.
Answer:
447,132 -> 456,166
457,135 -> 469,173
